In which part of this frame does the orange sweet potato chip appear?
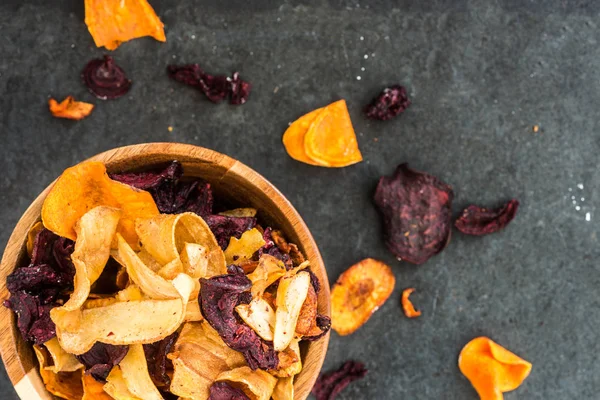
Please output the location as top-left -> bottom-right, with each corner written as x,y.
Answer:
331,258 -> 395,336
82,373 -> 112,400
41,161 -> 159,248
282,100 -> 362,168
85,0 -> 166,50
33,345 -> 84,400
401,288 -> 421,318
458,337 -> 532,400
49,97 -> 94,120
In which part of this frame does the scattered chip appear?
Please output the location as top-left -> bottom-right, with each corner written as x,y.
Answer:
455,199 -> 519,236
459,337 -> 532,400
364,85 -> 411,121
82,56 -> 132,100
282,107 -> 324,166
224,228 -> 266,265
33,345 -> 84,400
49,96 -> 94,120
331,258 -> 395,336
215,366 -> 277,400
312,360 -> 367,400
84,0 -> 166,50
41,161 -> 159,247
401,288 -> 422,318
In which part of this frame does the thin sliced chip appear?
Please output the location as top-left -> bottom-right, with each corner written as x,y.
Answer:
136,212 -> 226,277
117,285 -> 145,301
119,343 -> 164,400
219,208 -> 258,218
59,206 -> 121,312
224,228 -> 266,265
459,337 -> 532,400
44,337 -> 84,373
271,339 -> 302,378
401,288 -> 422,318
82,373 -> 113,400
41,161 -> 159,247
184,301 -> 204,322
53,274 -> 194,354
180,243 -> 208,279
247,254 -> 287,298
136,249 -> 163,272
49,96 -> 95,120
274,271 -> 310,351
295,283 -> 318,336
235,298 -> 276,341
116,234 -> 180,299
104,366 -> 141,400
26,221 -> 44,258
331,258 -> 395,336
158,258 -> 184,280
304,100 -> 362,167
216,366 -> 277,400
85,0 -> 166,50
282,107 -> 324,166
33,345 -> 84,400
272,377 -> 294,400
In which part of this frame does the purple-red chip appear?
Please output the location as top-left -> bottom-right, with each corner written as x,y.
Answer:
208,381 -> 250,400
455,199 -> 519,235
82,55 -> 132,100
365,85 -> 411,121
312,360 -> 368,400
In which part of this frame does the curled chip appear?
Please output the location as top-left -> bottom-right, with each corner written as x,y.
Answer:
235,298 -> 276,341
331,258 -> 395,336
283,100 -> 362,168
118,343 -> 163,400
84,0 -> 166,50
44,337 -> 83,373
295,283 -> 318,336
103,366 -> 136,399
41,161 -> 159,247
459,337 -> 532,400
82,56 -> 132,100
455,199 -> 519,236
48,96 -> 95,120
82,373 -> 112,400
272,377 -> 294,400
136,212 -> 226,277
143,331 -> 179,387
224,228 -> 266,265
374,163 -> 454,265
274,271 -> 311,351
33,345 -> 84,400
247,254 -> 287,298
401,288 -> 422,318
215,366 -> 277,400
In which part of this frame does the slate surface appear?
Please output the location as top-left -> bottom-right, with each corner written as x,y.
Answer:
1,1 -> 599,399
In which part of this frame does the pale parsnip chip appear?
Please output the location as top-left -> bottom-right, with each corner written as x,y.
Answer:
180,243 -> 208,279
216,366 -> 277,400
235,298 -> 276,341
274,271 -> 310,351
53,274 -> 194,354
135,212 -> 226,276
136,248 -> 163,272
218,207 -> 257,218
82,373 -> 112,400
33,345 -> 84,400
224,228 -> 266,265
184,301 -> 204,322
272,377 -> 294,400
116,234 -> 180,299
248,254 -> 287,298
60,206 -> 121,312
119,343 -> 164,400
104,366 -> 141,400
44,337 -> 83,373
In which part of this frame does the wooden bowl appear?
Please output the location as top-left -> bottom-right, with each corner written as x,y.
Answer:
0,143 -> 330,400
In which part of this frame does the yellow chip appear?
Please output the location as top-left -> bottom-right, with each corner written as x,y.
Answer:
272,377 -> 294,400
271,339 -> 302,378
33,345 -> 84,400
41,161 -> 159,248
216,366 -> 277,400
82,373 -> 113,400
104,366 -> 141,400
224,228 -> 266,265
218,207 -> 258,218
118,344 -> 163,400
43,337 -> 83,373
247,254 -> 287,298
26,221 -> 44,258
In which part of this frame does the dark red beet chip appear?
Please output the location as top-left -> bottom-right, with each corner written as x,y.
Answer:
76,342 -> 129,382
364,85 -> 411,121
82,55 -> 132,100
304,314 -> 332,342
374,164 -> 454,265
455,199 -> 519,236
312,360 -> 368,400
205,215 -> 257,250
143,331 -> 179,387
167,64 -> 251,105
208,381 -> 250,400
199,271 -> 278,370
4,291 -> 55,345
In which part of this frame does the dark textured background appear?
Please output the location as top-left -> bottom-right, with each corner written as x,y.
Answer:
1,0 -> 599,399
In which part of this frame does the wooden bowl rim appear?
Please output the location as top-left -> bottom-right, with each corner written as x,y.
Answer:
0,143 -> 330,400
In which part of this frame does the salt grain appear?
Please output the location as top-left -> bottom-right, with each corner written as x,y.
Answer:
586,212 -> 591,221
191,34 -> 196,39
356,76 -> 362,80
361,67 -> 365,71
364,54 -> 369,59
581,197 -> 585,201
572,200 -> 577,205
575,206 -> 581,211
577,183 -> 584,189
360,36 -> 364,40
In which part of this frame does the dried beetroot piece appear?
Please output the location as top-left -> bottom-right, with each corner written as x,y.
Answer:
82,55 -> 132,100
4,292 -> 55,344
364,85 -> 411,121
455,199 -> 519,236
167,64 -> 251,105
374,164 -> 454,265
109,161 -> 183,191
304,314 -> 332,342
200,271 -> 278,370
208,381 -> 250,400
143,331 -> 179,387
312,360 -> 368,400
6,265 -> 63,293
76,342 -> 129,382
258,228 -> 292,270
205,215 -> 257,250
307,268 -> 321,293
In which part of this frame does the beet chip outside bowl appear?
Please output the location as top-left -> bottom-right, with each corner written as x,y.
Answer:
0,143 -> 330,400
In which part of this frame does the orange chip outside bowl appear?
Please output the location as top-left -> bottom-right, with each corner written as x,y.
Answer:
49,97 -> 94,120
304,100 -> 362,167
282,107 -> 324,166
331,258 -> 395,336
401,288 -> 422,318
85,0 -> 166,50
458,337 -> 532,400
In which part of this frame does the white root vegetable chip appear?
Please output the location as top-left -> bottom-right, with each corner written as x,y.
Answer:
224,228 -> 266,265
274,271 -> 311,351
235,298 -> 276,341
118,343 -> 164,400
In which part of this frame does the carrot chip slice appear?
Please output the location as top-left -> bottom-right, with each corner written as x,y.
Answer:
84,0 -> 166,50
49,97 -> 94,120
459,337 -> 532,400
331,258 -> 395,335
401,288 -> 421,318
